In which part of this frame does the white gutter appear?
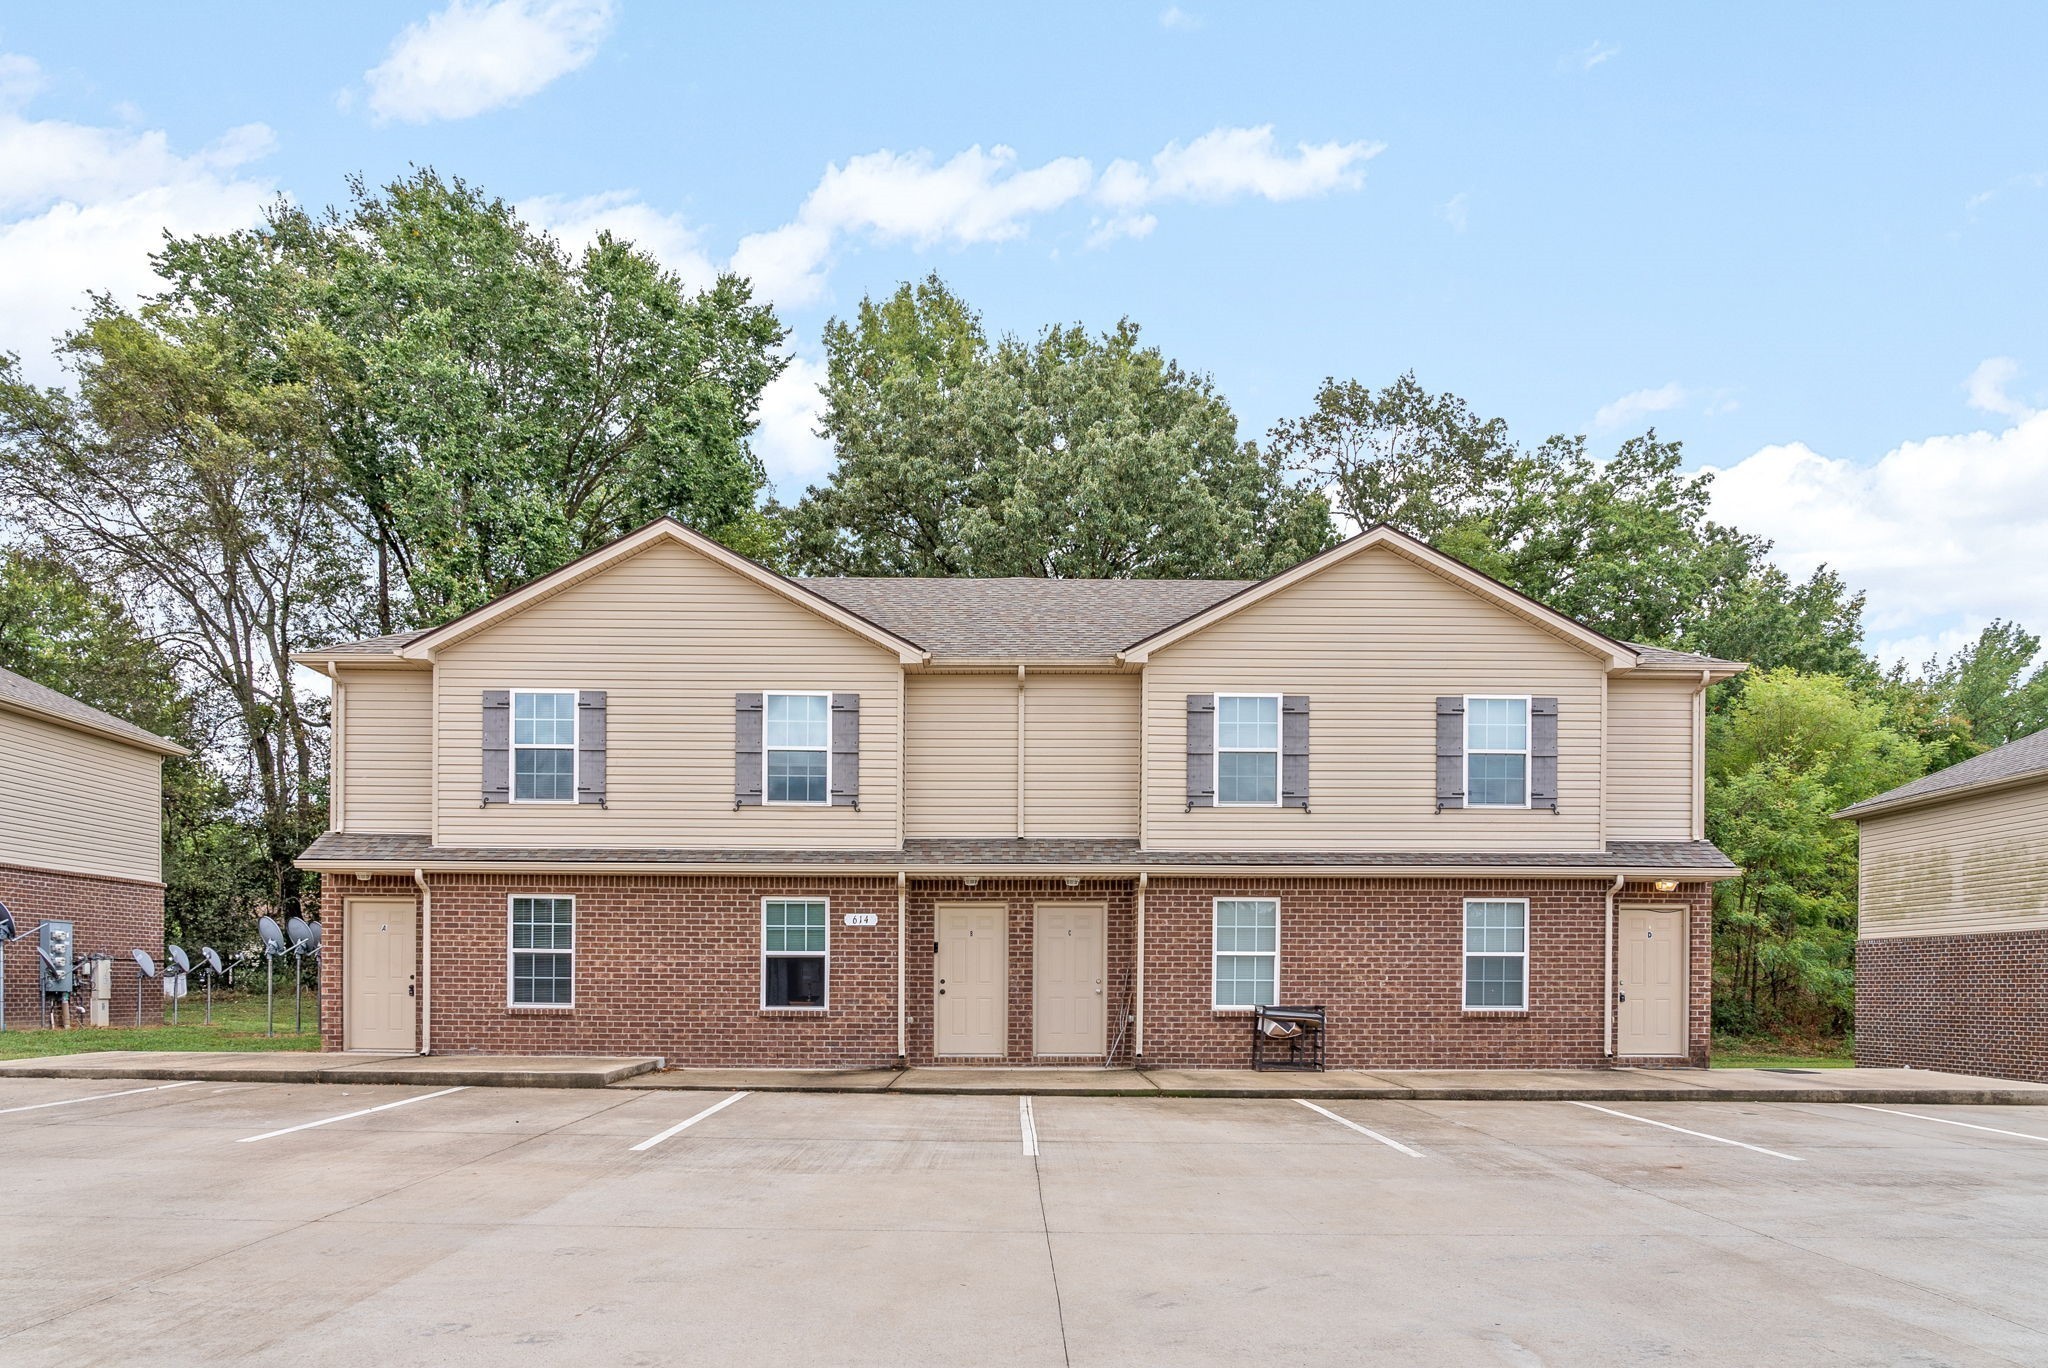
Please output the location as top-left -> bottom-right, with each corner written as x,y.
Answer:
305,859 -> 1737,883
895,870 -> 907,1066
1604,872 -> 1624,1057
1134,871 -> 1148,1064
412,867 -> 432,1055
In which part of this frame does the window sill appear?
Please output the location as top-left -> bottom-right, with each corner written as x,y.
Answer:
507,1005 -> 575,1015
1461,1008 -> 1529,1017
760,1007 -> 829,1015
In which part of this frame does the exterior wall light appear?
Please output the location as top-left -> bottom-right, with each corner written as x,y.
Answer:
1652,879 -> 1679,893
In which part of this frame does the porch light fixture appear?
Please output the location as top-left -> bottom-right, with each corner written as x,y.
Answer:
1652,879 -> 1678,893
963,876 -> 980,887
1064,876 -> 1081,887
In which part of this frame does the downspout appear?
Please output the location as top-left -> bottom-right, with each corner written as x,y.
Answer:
1016,665 -> 1027,839
1604,872 -> 1624,1058
412,867 -> 432,1056
1134,871 -> 1149,1066
895,870 -> 907,1067
1692,668 -> 1712,840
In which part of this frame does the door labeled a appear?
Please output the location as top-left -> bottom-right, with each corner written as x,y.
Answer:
1617,905 -> 1686,1057
935,902 -> 1005,1057
345,897 -> 417,1051
1034,902 -> 1105,1057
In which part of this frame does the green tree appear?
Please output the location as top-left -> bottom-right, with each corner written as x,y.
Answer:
788,276 -> 1333,578
1706,669 -> 1925,1034
157,170 -> 788,627
1921,619 -> 2048,753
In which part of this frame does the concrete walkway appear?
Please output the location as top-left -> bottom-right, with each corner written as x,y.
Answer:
0,1050 -> 661,1088
3,1050 -> 2044,1101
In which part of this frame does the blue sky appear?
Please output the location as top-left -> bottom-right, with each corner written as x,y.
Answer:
3,2 -> 2045,666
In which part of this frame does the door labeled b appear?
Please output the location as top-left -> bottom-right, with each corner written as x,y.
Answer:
1617,905 -> 1686,1057
935,902 -> 1005,1057
1033,902 -> 1105,1057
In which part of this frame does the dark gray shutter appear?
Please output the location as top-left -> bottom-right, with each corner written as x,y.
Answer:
1531,696 -> 1559,811
1435,696 -> 1465,810
734,692 -> 764,807
1281,695 -> 1310,811
830,692 -> 860,808
481,690 -> 510,805
576,690 -> 607,807
1186,694 -> 1216,809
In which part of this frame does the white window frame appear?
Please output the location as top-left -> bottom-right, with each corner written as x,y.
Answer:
1210,896 -> 1280,1011
760,896 -> 831,1010
1212,691 -> 1284,808
508,687 -> 579,805
1461,897 -> 1529,1012
1463,694 -> 1532,809
762,690 -> 833,807
506,893 -> 575,1009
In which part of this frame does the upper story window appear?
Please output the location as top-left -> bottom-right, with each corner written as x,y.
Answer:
512,690 -> 577,802
1465,696 -> 1529,807
1215,693 -> 1281,806
765,692 -> 830,804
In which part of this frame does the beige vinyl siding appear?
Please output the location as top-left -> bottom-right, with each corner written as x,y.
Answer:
904,673 -> 1017,837
338,667 -> 433,833
1858,779 -> 2048,938
0,710 -> 161,882
1606,675 -> 1698,840
1024,672 -> 1141,838
433,538 -> 901,848
1142,543 -> 1607,851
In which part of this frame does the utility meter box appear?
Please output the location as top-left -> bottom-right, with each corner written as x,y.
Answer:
38,920 -> 74,993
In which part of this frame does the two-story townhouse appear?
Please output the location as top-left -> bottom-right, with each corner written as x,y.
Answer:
295,518 -> 1742,1069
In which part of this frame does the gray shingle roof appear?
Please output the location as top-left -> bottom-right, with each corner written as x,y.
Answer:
0,664 -> 184,755
1837,728 -> 2048,820
301,830 -> 1734,875
304,631 -> 427,658
1627,644 -> 1746,672
798,577 -> 1252,661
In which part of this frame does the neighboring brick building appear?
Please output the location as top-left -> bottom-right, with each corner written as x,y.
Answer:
1841,729 -> 2048,1083
298,518 -> 1742,1068
0,666 -> 183,1030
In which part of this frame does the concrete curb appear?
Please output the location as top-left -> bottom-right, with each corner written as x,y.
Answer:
0,1054 -> 664,1089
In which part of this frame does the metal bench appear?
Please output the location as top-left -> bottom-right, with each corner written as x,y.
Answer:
1250,1004 -> 1327,1071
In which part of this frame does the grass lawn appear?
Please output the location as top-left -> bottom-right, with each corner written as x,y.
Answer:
1712,1037 -> 1856,1069
0,991 -> 319,1060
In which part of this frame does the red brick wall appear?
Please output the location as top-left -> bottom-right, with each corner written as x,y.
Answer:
318,872 -> 1711,1069
0,862 -> 164,1031
1856,930 -> 2048,1083
1138,878 -> 1710,1069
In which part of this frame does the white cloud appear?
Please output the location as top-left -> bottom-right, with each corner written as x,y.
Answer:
1703,409 -> 2048,661
751,354 -> 834,491
1096,125 -> 1383,210
0,52 -> 278,380
1567,41 -> 1619,71
1592,382 -> 1687,431
1964,356 -> 2034,419
363,0 -> 613,124
518,190 -> 718,291
1441,191 -> 1469,234
1158,6 -> 1202,30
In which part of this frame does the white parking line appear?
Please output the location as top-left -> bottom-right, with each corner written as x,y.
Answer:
0,1081 -> 198,1116
236,1087 -> 467,1143
1850,1104 -> 2048,1144
1567,1101 -> 1804,1161
1295,1099 -> 1424,1158
629,1091 -> 750,1152
1020,1096 -> 1039,1157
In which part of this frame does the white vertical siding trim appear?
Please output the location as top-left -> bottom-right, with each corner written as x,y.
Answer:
330,675 -> 346,832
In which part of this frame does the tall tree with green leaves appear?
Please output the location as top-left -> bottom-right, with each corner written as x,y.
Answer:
157,170 -> 788,628
788,275 -> 1333,578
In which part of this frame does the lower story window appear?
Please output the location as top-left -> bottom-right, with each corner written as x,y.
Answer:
1213,897 -> 1278,1008
763,898 -> 828,1007
1463,898 -> 1528,1009
510,895 -> 574,1006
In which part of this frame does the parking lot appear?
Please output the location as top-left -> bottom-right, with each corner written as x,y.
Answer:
1,1076 -> 2045,1366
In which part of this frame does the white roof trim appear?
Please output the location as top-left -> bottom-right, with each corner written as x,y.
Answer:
1118,526 -> 1639,669
0,694 -> 187,758
395,519 -> 928,664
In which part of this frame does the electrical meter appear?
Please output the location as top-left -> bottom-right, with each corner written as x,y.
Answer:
38,920 -> 74,993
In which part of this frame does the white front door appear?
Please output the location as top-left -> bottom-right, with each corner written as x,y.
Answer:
1617,904 -> 1686,1057
344,897 -> 416,1052
1034,902 -> 1106,1057
935,902 -> 1005,1057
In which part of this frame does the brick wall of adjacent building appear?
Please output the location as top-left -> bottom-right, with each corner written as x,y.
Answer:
1137,877 -> 1710,1070
319,872 -> 1711,1068
0,862 -> 164,1031
1856,930 -> 2048,1084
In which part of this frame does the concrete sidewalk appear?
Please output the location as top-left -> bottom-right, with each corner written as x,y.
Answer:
0,1050 -> 662,1088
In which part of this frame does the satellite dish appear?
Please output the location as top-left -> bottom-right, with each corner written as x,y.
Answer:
257,916 -> 285,955
202,947 -> 223,974
305,921 -> 322,952
286,916 -> 311,951
0,901 -> 14,940
131,947 -> 158,979
169,945 -> 191,973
